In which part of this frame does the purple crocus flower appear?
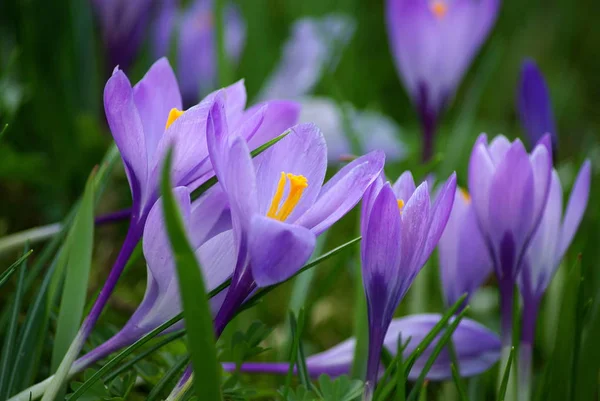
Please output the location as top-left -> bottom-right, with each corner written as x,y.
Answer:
438,187 -> 492,308
258,14 -> 355,101
152,0 -> 246,104
91,0 -> 154,70
467,134 -> 552,352
517,60 -> 558,152
223,314 -> 501,381
385,0 -> 499,161
517,161 -> 591,400
361,171 -> 457,388
206,98 -> 385,336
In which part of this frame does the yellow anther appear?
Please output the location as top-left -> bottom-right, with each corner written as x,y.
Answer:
431,1 -> 448,18
267,172 -> 309,222
165,108 -> 185,129
397,199 -> 405,214
459,188 -> 471,203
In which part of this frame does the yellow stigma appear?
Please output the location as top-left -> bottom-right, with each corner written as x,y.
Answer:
459,187 -> 471,203
267,172 -> 309,222
431,1 -> 448,18
165,108 -> 185,129
397,199 -> 405,213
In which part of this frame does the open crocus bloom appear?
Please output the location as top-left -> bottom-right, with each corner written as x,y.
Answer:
361,171 -> 456,385
223,314 -> 501,381
152,0 -> 246,104
438,187 -> 492,308
518,60 -> 558,151
104,57 -> 300,229
206,97 -> 385,335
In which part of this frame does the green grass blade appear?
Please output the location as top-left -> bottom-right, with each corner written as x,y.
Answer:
498,347 -> 515,401
292,309 -> 312,389
404,294 -> 467,375
0,250 -> 33,288
406,307 -> 468,401
393,336 -> 406,401
190,130 -> 290,201
147,356 -> 190,401
50,171 -> 95,371
161,149 -> 222,401
0,252 -> 27,399
451,364 -> 469,401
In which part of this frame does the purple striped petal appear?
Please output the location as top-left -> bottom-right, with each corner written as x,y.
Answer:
392,171 -> 417,202
558,161 -> 591,259
245,100 -> 301,150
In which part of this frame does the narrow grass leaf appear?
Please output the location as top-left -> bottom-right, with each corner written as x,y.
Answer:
147,356 -> 190,401
161,148 -> 222,401
451,364 -> 468,401
0,250 -> 33,288
0,254 -> 27,399
498,347 -> 515,401
51,171 -> 95,371
406,307 -> 468,401
393,336 -> 406,401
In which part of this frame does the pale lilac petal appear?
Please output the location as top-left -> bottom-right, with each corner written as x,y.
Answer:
249,216 -> 316,287
254,123 -> 327,221
150,0 -> 177,59
296,151 -> 385,235
558,160 -> 591,259
202,79 -> 247,126
392,171 -> 417,202
298,97 -> 348,161
103,68 -> 148,208
468,138 -> 494,235
360,174 -> 386,250
352,109 -> 406,162
133,58 -> 183,161
421,172 -> 456,265
245,100 -> 301,150
487,135 -> 511,165
529,142 -> 553,233
399,182 -> 431,276
197,230 -> 237,292
189,186 -> 232,248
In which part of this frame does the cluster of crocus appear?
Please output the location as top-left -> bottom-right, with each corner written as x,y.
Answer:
385,0 -> 500,160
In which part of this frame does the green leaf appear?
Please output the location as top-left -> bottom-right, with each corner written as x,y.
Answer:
498,347 -> 515,401
147,356 -> 190,401
406,307 -> 468,401
161,148 -> 222,401
451,364 -> 469,401
0,249 -> 33,288
0,251 -> 27,399
51,170 -> 95,371
318,375 -> 364,401
393,336 -> 406,401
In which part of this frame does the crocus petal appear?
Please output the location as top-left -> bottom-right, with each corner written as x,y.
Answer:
304,314 -> 500,381
392,171 -> 417,202
133,58 -> 182,162
517,60 -> 557,149
352,109 -> 406,162
254,123 -> 327,221
249,215 -> 316,287
468,136 -> 494,236
487,135 -> 511,165
198,230 -> 237,292
104,68 -> 148,210
151,0 -> 177,59
421,173 -> 456,265
529,141 -> 553,233
296,151 -> 385,235
558,160 -> 591,259
487,140 -> 534,276
399,182 -> 431,277
189,187 -> 232,248
245,100 -> 301,150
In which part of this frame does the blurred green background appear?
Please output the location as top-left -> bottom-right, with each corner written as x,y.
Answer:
0,0 -> 598,398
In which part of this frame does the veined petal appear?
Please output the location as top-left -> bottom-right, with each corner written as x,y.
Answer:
254,123 -> 327,221
245,100 -> 301,150
421,172 -> 456,265
529,141 -> 553,236
189,186 -> 232,248
488,135 -> 511,165
558,160 -> 591,260
104,68 -> 148,211
132,58 -> 182,161
399,182 -> 431,280
249,215 -> 316,287
468,137 -> 494,236
296,151 -> 385,235
392,171 -> 417,201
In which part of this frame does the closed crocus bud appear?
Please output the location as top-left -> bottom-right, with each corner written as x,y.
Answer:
517,60 -> 558,153
467,133 -> 552,354
223,314 -> 501,381
361,171 -> 456,389
152,0 -> 246,105
438,187 -> 492,308
385,0 -> 500,161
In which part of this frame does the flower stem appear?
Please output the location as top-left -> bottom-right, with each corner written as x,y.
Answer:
518,297 -> 538,401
